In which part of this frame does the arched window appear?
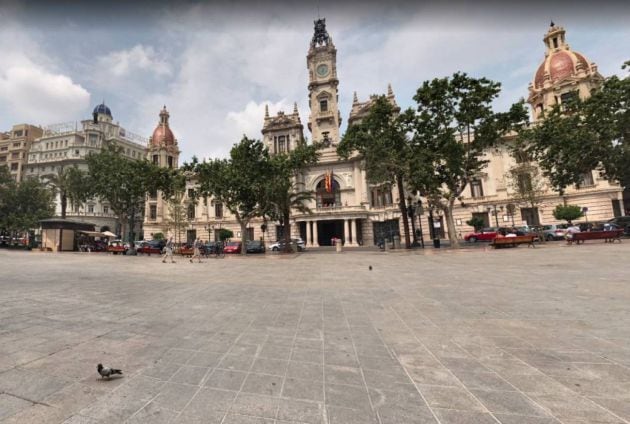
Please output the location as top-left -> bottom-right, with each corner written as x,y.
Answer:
316,178 -> 340,207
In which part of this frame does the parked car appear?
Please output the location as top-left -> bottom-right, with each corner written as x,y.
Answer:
269,239 -> 305,251
464,227 -> 498,242
223,241 -> 242,254
137,240 -> 165,255
607,216 -> 630,236
246,240 -> 265,254
107,239 -> 128,255
134,240 -> 146,250
204,242 -> 218,255
540,224 -> 568,241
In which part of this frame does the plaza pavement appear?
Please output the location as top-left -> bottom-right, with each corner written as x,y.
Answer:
1,242 -> 630,424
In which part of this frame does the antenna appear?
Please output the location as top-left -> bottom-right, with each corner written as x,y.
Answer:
317,5 -> 320,19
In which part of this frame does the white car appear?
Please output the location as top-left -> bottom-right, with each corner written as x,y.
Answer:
269,238 -> 306,252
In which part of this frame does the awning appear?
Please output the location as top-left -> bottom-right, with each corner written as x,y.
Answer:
78,231 -> 105,237
102,231 -> 117,237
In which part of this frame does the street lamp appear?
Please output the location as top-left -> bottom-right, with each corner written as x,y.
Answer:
416,198 -> 425,249
427,201 -> 441,248
487,205 -> 504,228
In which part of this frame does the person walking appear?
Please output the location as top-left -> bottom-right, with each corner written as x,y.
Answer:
190,237 -> 202,263
162,237 -> 175,263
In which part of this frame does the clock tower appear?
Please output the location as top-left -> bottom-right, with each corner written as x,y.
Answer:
307,18 -> 341,149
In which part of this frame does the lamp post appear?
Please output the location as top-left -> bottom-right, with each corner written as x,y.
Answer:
487,205 -> 504,228
428,202 -> 441,248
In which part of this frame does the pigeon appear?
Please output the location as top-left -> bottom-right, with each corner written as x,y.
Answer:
369,265 -> 372,271
97,363 -> 123,379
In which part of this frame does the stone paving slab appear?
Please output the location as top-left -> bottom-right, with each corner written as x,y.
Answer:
1,243 -> 630,423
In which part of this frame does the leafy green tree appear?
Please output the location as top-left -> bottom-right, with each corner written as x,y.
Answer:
42,166 -> 90,219
0,166 -> 54,235
152,232 -> 165,241
87,146 -> 174,243
189,136 -> 269,255
338,95 -> 417,248
505,160 -> 547,210
410,72 -> 528,247
262,143 -> 321,252
217,228 -> 233,241
553,204 -> 584,224
522,61 -> 630,192
466,216 -> 485,231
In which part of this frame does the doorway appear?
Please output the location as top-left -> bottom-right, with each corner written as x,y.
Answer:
317,220 -> 344,246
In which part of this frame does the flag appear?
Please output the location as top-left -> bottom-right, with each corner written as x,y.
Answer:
325,170 -> 333,193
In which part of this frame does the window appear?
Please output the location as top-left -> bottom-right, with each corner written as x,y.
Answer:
578,171 -> 594,188
12,142 -> 21,148
553,37 -> 558,48
103,206 -> 109,214
187,203 -> 196,219
149,205 -> 157,220
470,179 -> 484,198
0,146 -> 7,151
278,136 -> 286,153
13,130 -> 23,137
153,155 -> 159,165
88,205 -> 94,213
0,156 -> 5,162
131,151 -> 136,157
11,152 -> 19,159
149,190 -> 157,199
167,156 -> 173,168
517,173 -> 533,193
10,163 -> 18,171
74,150 -> 80,156
320,100 -> 328,112
215,202 -> 223,218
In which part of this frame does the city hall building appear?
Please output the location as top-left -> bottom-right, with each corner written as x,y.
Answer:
144,21 -> 627,246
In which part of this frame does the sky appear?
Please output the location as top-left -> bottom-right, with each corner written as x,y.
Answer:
1,0 -> 628,161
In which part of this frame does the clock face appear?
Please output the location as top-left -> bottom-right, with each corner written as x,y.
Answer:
316,64 -> 329,77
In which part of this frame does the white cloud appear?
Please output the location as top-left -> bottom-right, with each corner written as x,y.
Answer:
0,11 -> 90,125
98,44 -> 172,77
0,64 -> 90,124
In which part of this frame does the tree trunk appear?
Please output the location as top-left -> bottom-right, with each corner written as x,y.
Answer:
240,220 -> 248,255
445,196 -> 460,248
60,192 -> 67,219
395,174 -> 411,248
283,209 -> 293,253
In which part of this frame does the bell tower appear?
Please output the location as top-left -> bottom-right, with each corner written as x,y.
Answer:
307,18 -> 341,149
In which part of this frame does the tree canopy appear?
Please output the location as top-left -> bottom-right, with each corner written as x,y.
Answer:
410,72 -> 528,247
338,95 -> 416,248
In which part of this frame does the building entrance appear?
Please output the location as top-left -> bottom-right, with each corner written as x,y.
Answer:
317,220 -> 344,246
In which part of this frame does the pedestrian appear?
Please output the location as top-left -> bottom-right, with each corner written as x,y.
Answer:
162,237 -> 175,263
190,237 -> 202,263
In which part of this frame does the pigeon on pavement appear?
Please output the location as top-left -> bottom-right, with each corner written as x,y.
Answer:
97,363 -> 123,379
369,265 -> 372,271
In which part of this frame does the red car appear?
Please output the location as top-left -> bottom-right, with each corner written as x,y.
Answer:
137,241 -> 164,255
464,228 -> 499,243
223,241 -> 242,254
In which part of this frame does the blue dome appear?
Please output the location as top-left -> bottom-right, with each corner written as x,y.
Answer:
93,103 -> 112,117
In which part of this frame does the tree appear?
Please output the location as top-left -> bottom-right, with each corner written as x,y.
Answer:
217,228 -> 233,241
410,72 -> 528,248
42,166 -> 90,219
522,61 -> 630,192
0,166 -> 54,236
153,232 -> 165,241
553,204 -> 584,224
87,146 -> 174,243
263,143 -> 321,252
190,137 -> 269,255
505,157 -> 547,211
466,216 -> 485,231
338,95 -> 416,248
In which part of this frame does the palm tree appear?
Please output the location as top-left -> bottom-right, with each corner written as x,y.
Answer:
265,182 -> 314,252
42,167 -> 88,219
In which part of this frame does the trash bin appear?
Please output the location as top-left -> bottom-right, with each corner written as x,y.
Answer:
336,241 -> 343,253
393,235 -> 401,249
433,237 -> 441,248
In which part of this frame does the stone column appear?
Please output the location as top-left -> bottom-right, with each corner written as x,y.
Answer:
344,219 -> 350,245
306,221 -> 313,246
312,220 -> 319,246
619,198 -> 625,216
350,219 -> 358,246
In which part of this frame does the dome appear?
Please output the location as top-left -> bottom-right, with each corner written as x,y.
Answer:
93,103 -> 112,117
532,24 -> 594,89
150,106 -> 176,147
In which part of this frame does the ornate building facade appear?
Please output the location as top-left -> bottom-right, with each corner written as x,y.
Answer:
0,124 -> 43,182
25,103 -> 148,234
144,21 -> 626,246
449,23 -> 626,237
